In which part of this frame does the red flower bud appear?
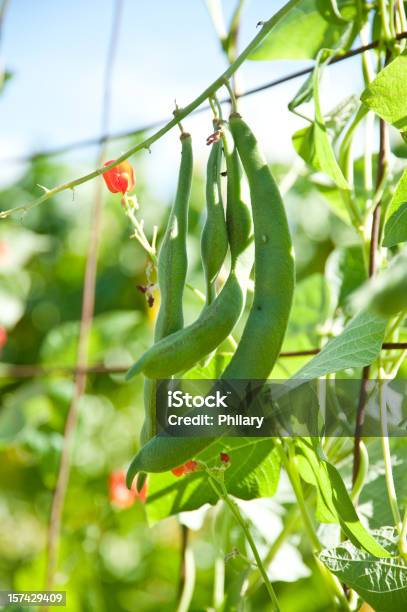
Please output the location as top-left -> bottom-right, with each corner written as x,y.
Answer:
0,327 -> 7,349
184,460 -> 198,473
220,452 -> 230,464
171,465 -> 186,477
108,470 -> 147,507
171,460 -> 198,477
103,159 -> 135,194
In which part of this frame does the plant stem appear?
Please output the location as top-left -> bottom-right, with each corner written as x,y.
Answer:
378,375 -> 402,532
353,112 -> 389,487
379,0 -> 393,40
245,507 -> 300,596
207,475 -> 281,611
176,525 -> 196,612
279,444 -> 321,551
278,442 -> 351,611
0,0 -> 302,219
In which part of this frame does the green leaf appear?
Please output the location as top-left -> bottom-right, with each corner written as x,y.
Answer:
320,527 -> 407,611
361,52 -> 407,132
326,245 -> 367,310
250,0 -> 357,61
297,439 -> 390,557
383,168 -> 407,247
145,438 -> 280,522
294,310 -> 387,379
292,124 -> 317,166
351,251 -> 407,317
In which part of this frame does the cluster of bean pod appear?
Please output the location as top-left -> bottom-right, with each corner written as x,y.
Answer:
127,113 -> 295,486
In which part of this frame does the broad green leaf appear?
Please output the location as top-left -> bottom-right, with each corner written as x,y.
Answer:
383,168 -> 407,247
296,452 -> 338,523
250,0 -> 357,61
326,245 -> 367,310
351,252 -> 407,317
361,52 -> 407,132
292,122 -> 349,190
294,310 -> 387,379
320,527 -> 407,610
145,438 -> 280,522
296,439 -> 390,557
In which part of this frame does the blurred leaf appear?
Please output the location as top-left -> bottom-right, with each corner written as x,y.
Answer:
0,402 -> 26,447
351,251 -> 407,317
40,311 -> 143,366
0,227 -> 49,273
294,311 -> 387,378
326,245 -> 367,311
145,438 -> 280,522
359,440 -> 406,528
320,527 -> 407,610
296,439 -> 390,556
250,0 -> 357,61
282,274 -> 330,351
361,52 -> 407,132
383,168 -> 407,247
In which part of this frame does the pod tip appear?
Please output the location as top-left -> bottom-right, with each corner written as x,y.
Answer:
125,359 -> 144,380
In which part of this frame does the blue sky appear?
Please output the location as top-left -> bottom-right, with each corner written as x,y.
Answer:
0,0 -> 363,194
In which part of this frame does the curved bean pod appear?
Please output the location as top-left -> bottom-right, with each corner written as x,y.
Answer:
222,113 -> 294,380
201,134 -> 228,302
222,126 -> 252,264
127,271 -> 244,379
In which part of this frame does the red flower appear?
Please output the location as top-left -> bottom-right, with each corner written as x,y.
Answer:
171,460 -> 198,477
0,241 -> 9,259
108,470 -> 147,508
102,160 -> 135,194
220,452 -> 230,464
0,327 -> 7,349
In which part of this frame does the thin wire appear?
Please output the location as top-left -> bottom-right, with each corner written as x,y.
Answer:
3,31 -> 407,166
1,343 -> 406,379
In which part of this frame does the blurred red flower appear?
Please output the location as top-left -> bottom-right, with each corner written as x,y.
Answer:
102,159 -> 135,194
171,460 -> 198,477
0,327 -> 7,349
108,470 -> 147,508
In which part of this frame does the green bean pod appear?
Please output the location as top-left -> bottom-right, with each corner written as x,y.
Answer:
222,126 -> 252,264
141,133 -> 193,444
201,135 -> 228,302
222,113 -> 295,380
155,132 -> 192,339
126,114 -> 295,479
127,271 -> 244,379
